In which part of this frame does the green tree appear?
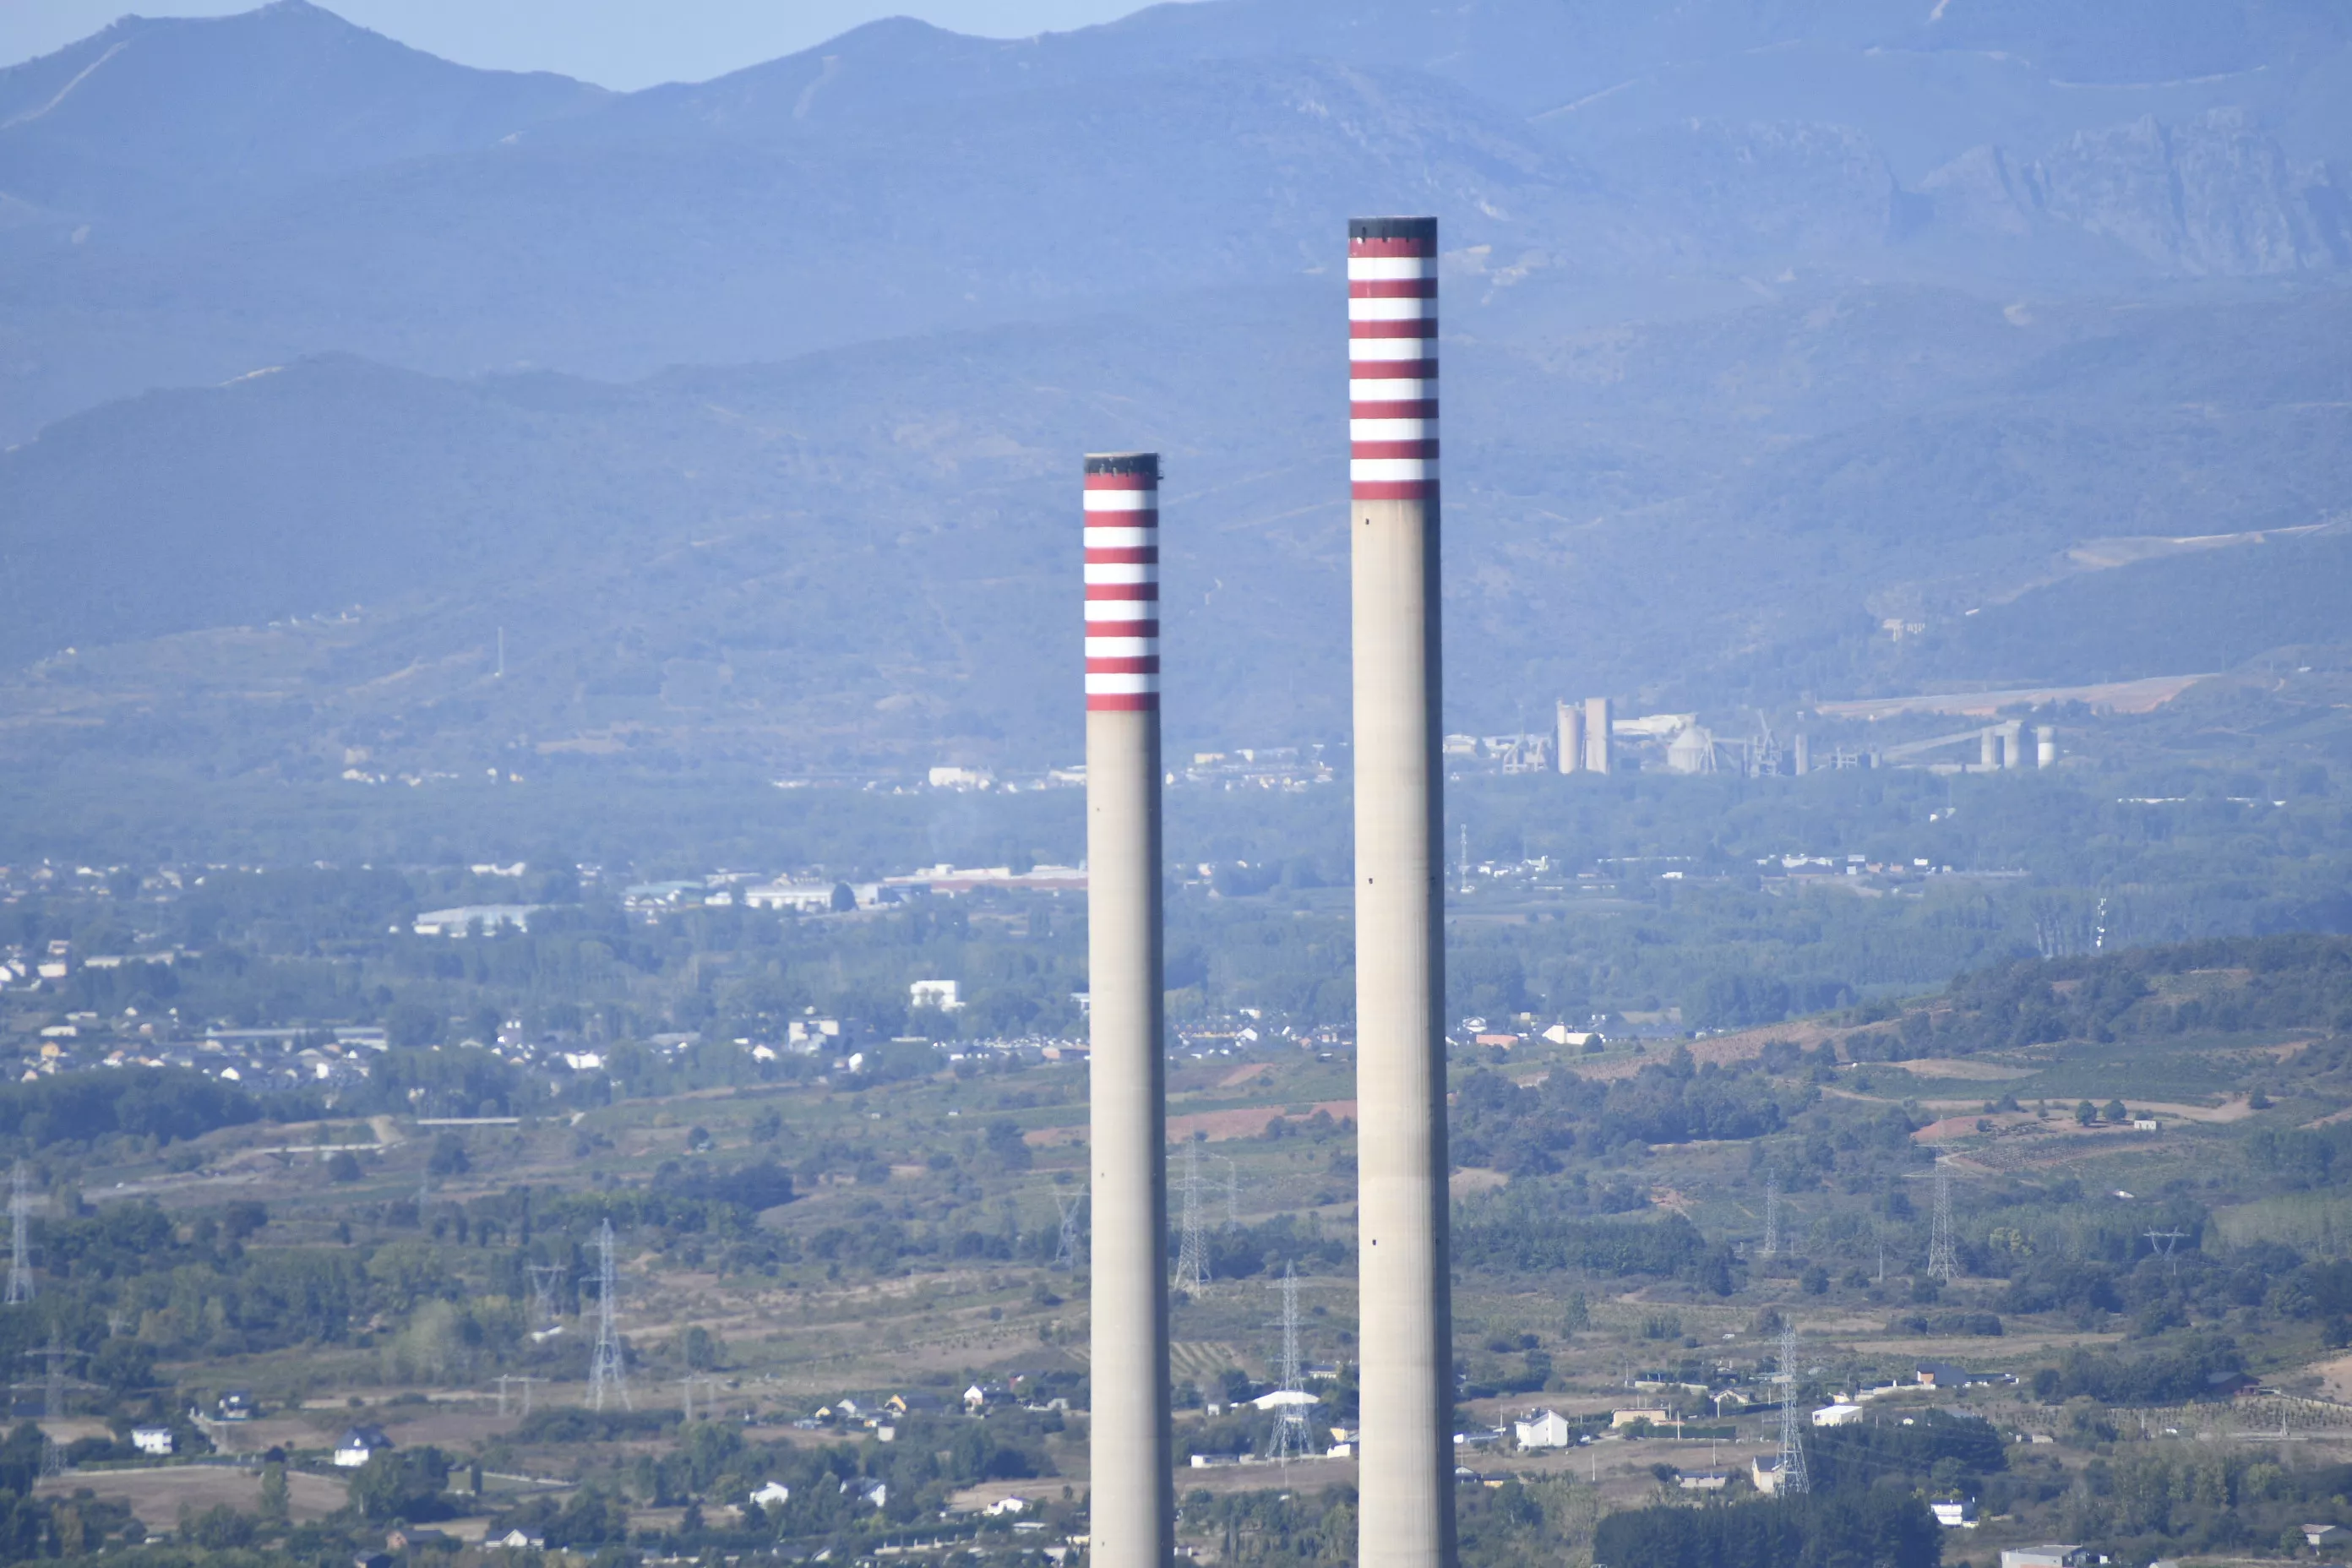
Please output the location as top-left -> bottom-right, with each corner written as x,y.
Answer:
349,1446 -> 452,1522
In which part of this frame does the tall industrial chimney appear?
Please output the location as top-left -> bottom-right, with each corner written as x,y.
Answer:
2001,719 -> 2026,771
1792,732 -> 1810,776
1585,696 -> 1614,774
1082,452 -> 1173,1568
1347,215 -> 1456,1568
2035,726 -> 2056,769
1555,700 -> 1585,775
1980,728 -> 1999,770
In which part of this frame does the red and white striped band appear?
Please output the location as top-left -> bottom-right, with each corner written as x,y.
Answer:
1085,452 -> 1159,712
1348,218 -> 1437,503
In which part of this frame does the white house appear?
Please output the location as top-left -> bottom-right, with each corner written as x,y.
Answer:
986,1497 -> 1030,1516
333,1425 -> 394,1467
2000,1547 -> 2085,1568
1513,1409 -> 1576,1450
129,1427 -> 173,1456
1251,1389 -> 1320,1412
1932,1501 -> 1980,1529
749,1482 -> 791,1508
744,881 -> 840,913
411,905 -> 539,938
1811,1403 -> 1865,1427
1752,1456 -> 1785,1494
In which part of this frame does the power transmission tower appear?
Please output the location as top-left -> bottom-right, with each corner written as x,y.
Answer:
1774,1323 -> 1809,1496
1171,1142 -> 1211,1296
495,1374 -> 541,1417
1761,1173 -> 1780,1258
1458,823 -> 1471,896
1224,1158 -> 1239,1228
1927,1158 -> 1959,1282
1266,1265 -> 1313,1464
6,1162 -> 34,1304
1052,1194 -> 1086,1271
527,1264 -> 564,1332
679,1373 -> 718,1423
585,1221 -> 629,1410
2145,1228 -> 2188,1272
37,1327 -> 66,1418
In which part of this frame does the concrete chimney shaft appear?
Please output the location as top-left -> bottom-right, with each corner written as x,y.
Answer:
1082,452 -> 1173,1568
1348,215 -> 1457,1568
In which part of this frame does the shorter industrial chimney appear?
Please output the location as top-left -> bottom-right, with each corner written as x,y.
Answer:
1792,733 -> 1810,776
1082,451 -> 1173,1568
2035,726 -> 2056,769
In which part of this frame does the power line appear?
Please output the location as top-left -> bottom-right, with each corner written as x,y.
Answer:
1761,1173 -> 1780,1258
585,1220 -> 629,1410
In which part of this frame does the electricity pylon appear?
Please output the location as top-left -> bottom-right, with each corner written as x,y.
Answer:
6,1162 -> 33,1304
1761,1173 -> 1780,1258
1266,1265 -> 1313,1464
1052,1194 -> 1086,1271
1774,1323 -> 1809,1495
1927,1157 -> 1959,1282
1171,1142 -> 1211,1296
585,1221 -> 629,1410
527,1264 -> 564,1332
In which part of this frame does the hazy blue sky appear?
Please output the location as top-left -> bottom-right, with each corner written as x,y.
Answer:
2,0 -> 1162,88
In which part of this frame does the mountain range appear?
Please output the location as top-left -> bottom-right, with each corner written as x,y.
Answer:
2,0 -> 2349,776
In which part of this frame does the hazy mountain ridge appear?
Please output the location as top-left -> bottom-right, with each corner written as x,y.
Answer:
6,280 -> 2347,773
2,1 -> 2350,442
0,1 -> 607,222
2,0 -> 2350,770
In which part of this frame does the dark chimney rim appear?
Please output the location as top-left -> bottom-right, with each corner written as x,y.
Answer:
1084,452 -> 1160,476
1349,215 -> 1439,242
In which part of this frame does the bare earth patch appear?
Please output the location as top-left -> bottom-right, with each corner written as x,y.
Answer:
36,1465 -> 348,1529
